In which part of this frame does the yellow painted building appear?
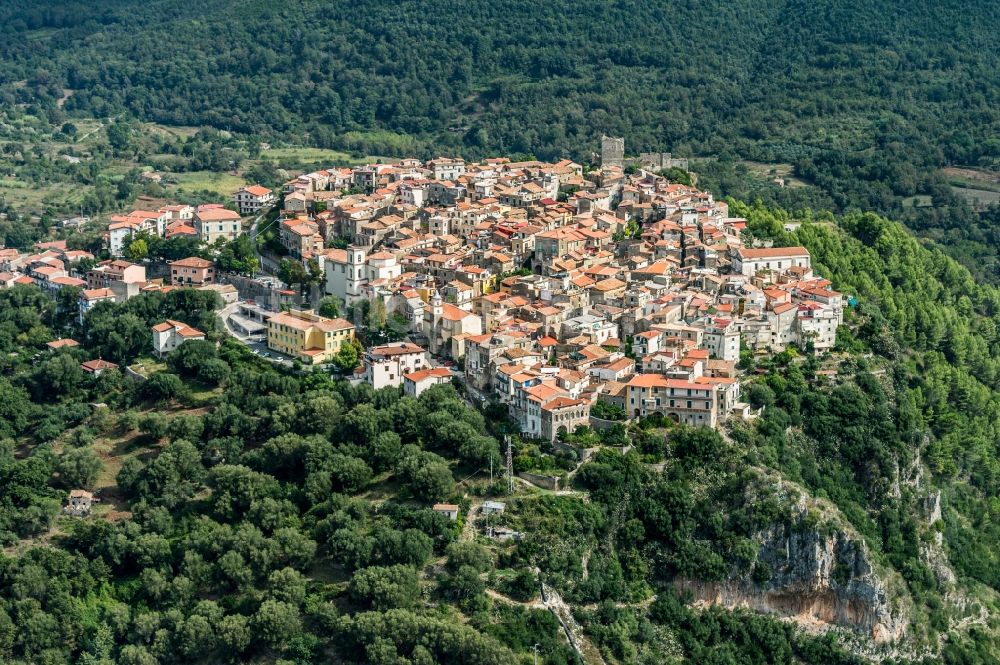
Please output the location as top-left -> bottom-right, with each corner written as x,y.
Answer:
266,309 -> 356,364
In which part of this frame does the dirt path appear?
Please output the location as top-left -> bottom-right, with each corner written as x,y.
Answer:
76,115 -> 119,143
461,499 -> 484,541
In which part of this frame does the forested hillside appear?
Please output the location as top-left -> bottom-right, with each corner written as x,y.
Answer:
2,0 -> 1000,274
1,201 -> 1000,662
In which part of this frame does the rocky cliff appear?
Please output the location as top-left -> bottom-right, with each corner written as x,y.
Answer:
677,516 -> 907,643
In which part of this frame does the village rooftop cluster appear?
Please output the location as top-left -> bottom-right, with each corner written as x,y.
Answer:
0,139 -> 845,443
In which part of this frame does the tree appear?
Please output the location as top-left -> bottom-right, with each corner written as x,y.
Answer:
410,461 -> 455,502
87,311 -> 148,363
278,259 -> 309,293
669,426 -> 726,468
332,340 -> 361,373
176,614 -> 216,659
27,353 -> 86,401
366,298 -> 388,330
167,339 -> 218,377
55,446 -> 103,488
142,372 -> 185,402
118,646 -> 157,665
591,399 -> 627,421
125,237 -> 149,261
217,235 -> 259,276
217,614 -> 250,654
370,431 -> 402,471
118,439 -> 205,507
138,412 -> 168,439
0,379 -> 32,439
349,564 -> 421,610
198,358 -> 231,385
504,568 -> 539,602
251,600 -> 302,650
317,295 -> 343,319
267,567 -> 308,606
446,542 -> 493,573
329,454 -> 373,493
106,119 -> 132,152
440,564 -> 485,604
209,464 -> 281,520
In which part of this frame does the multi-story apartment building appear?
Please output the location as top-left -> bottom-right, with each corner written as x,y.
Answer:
170,257 -> 216,286
234,185 -> 275,215
266,309 -> 356,365
625,374 -> 718,427
363,342 -> 428,390
731,246 -> 810,277
193,207 -> 242,245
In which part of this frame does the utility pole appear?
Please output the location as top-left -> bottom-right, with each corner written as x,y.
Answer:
533,643 -> 540,665
505,435 -> 514,494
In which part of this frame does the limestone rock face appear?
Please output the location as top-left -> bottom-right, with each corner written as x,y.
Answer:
677,520 -> 906,643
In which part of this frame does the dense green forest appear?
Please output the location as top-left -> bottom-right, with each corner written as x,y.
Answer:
0,282 -> 874,664
2,199 -> 1000,662
2,0 -> 1000,275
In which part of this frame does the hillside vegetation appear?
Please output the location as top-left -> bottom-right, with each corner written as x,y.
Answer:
0,201 -> 999,662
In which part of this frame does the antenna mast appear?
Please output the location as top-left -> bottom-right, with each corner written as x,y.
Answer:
505,435 -> 514,494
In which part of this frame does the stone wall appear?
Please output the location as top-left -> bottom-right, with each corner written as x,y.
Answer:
518,472 -> 561,491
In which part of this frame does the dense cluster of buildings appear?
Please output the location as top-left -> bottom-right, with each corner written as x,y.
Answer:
264,149 -> 846,439
104,202 -> 245,254
0,238 -> 234,325
1,144 -> 847,443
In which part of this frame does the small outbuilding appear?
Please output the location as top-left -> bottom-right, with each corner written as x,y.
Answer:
432,503 -> 460,521
64,489 -> 93,517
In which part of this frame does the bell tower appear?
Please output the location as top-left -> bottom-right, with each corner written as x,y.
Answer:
345,245 -> 367,303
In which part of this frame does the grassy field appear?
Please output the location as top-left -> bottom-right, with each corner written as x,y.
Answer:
941,166 -> 1000,186
262,146 -> 355,163
902,195 -> 934,208
169,170 -> 247,197
143,122 -> 202,140
740,161 -> 809,188
951,186 -> 1000,210
260,145 -> 392,168
0,177 -> 89,211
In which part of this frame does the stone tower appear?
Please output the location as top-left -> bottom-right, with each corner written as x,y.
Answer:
600,135 -> 625,168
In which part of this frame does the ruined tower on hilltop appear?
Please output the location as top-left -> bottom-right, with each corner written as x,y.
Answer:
600,135 -> 624,168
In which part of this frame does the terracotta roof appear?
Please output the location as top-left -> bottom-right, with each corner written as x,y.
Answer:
152,319 -> 205,337
439,303 -> 475,322
82,287 -> 115,299
81,359 -> 118,372
195,208 -> 241,221
268,311 -> 354,333
170,257 -> 214,268
737,246 -> 809,259
369,342 -> 425,357
242,185 -> 272,197
404,367 -> 451,382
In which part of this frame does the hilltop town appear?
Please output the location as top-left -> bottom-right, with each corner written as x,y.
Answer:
0,139 -> 845,444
